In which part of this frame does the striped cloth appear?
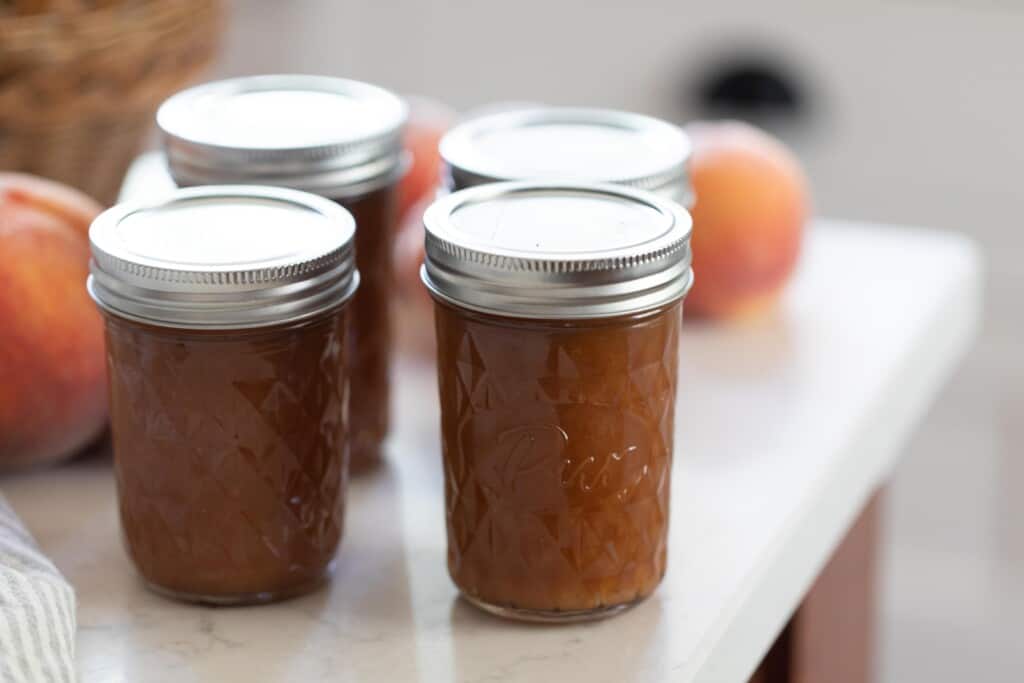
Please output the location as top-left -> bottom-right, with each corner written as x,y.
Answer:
0,494 -> 76,683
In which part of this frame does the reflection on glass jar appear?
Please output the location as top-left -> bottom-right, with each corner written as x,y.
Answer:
423,182 -> 693,622
158,75 -> 407,472
88,186 -> 359,604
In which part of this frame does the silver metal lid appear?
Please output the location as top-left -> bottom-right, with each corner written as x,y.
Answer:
158,75 -> 408,198
421,182 -> 693,319
88,186 -> 359,329
440,107 -> 693,205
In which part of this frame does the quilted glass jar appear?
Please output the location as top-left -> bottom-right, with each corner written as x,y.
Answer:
88,186 -> 359,604
422,182 -> 693,621
158,75 -> 407,472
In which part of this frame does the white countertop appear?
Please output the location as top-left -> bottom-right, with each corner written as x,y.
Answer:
2,220 -> 980,682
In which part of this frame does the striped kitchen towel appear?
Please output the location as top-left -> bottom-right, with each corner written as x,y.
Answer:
0,494 -> 76,682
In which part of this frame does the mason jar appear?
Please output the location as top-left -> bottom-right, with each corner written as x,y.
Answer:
422,181 -> 693,622
88,186 -> 359,604
157,74 -> 407,472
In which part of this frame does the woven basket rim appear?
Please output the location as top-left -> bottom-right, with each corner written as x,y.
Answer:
0,0 -> 222,125
0,1 -> 220,60
0,0 -> 223,205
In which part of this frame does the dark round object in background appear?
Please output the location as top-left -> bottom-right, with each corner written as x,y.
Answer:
693,55 -> 808,122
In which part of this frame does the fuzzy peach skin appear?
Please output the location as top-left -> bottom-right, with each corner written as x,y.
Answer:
0,179 -> 107,470
0,173 -> 102,241
398,97 -> 456,226
684,121 -> 809,319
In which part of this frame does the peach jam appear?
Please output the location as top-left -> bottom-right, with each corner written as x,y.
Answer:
88,186 -> 359,604
158,75 -> 407,472
439,106 -> 694,205
422,182 -> 693,621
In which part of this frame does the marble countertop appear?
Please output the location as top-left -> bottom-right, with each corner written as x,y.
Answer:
3,220 -> 980,682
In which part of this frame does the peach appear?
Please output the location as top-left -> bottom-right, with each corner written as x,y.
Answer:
683,121 -> 809,319
0,172 -> 103,241
398,96 -> 455,225
0,178 -> 107,470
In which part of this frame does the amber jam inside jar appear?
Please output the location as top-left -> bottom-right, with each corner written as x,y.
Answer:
105,314 -> 348,602
331,184 -> 398,471
88,186 -> 359,604
422,182 -> 693,621
158,74 -> 408,472
435,301 -> 681,617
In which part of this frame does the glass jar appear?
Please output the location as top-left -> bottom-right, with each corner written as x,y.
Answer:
421,182 -> 693,622
157,75 -> 407,472
439,106 -> 694,205
88,186 -> 359,604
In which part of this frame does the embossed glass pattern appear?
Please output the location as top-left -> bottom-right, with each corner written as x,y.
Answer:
435,301 -> 681,620
104,312 -> 350,604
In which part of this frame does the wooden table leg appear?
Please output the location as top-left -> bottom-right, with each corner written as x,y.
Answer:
750,490 -> 882,683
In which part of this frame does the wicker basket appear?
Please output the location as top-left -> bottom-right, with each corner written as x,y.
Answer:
0,0 -> 223,205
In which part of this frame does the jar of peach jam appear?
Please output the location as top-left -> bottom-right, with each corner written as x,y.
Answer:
157,75 -> 407,472
439,106 -> 694,205
422,182 -> 693,622
87,186 -> 359,604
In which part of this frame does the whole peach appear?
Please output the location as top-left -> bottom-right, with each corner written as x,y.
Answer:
0,182 -> 107,470
684,121 -> 809,319
398,96 -> 455,224
0,173 -> 102,241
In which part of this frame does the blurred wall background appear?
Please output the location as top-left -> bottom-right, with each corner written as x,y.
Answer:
213,1 -> 1023,680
